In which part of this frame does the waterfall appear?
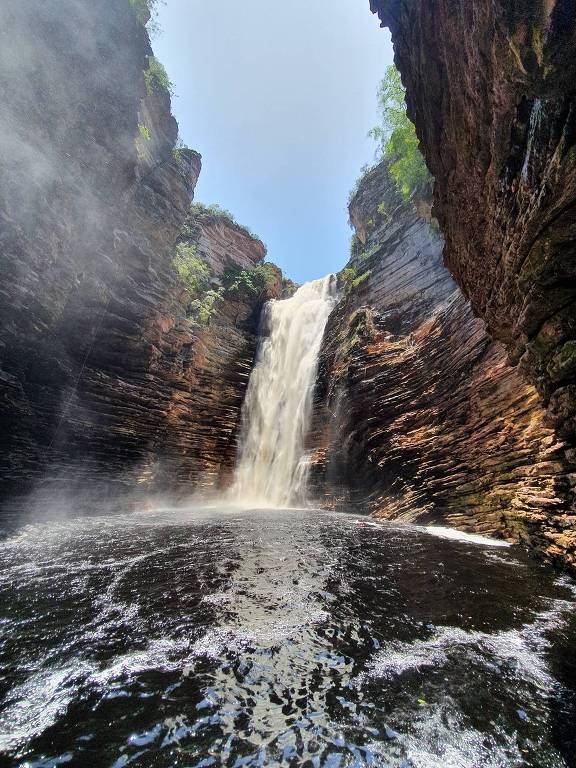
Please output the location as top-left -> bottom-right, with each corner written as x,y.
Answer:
230,275 -> 336,507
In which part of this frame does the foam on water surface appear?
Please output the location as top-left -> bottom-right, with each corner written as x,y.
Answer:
0,508 -> 574,767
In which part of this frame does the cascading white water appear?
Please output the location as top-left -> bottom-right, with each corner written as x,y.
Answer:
230,275 -> 336,507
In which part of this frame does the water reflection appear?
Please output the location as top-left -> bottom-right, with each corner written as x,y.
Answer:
0,507 -> 574,767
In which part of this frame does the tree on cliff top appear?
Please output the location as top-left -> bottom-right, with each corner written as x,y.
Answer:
129,0 -> 163,33
369,65 -> 432,201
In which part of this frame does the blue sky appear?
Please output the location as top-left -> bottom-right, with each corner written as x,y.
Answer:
154,1 -> 393,282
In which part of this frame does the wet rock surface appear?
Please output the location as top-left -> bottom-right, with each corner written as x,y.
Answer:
0,0 -> 276,509
369,1 -> 576,444
310,162 -> 575,572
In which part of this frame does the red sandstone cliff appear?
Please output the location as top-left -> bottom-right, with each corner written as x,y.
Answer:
369,0 -> 576,444
0,0 -> 280,511
161,208 -> 284,495
310,161 -> 574,571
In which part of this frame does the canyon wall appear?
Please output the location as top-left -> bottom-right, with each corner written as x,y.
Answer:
2,0 -> 574,578
369,0 -> 576,444
185,213 -> 267,278
0,0 -> 276,512
165,209 -> 284,495
310,161 -> 575,571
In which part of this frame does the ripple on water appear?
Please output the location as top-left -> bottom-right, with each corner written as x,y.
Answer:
0,507 -> 574,768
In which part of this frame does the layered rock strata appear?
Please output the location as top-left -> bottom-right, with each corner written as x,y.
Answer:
369,0 -> 576,446
184,213 -> 267,278
309,162 -> 575,571
0,0 -> 276,511
164,209 -> 284,495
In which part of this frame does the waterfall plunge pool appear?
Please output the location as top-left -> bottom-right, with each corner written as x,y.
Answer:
0,506 -> 575,768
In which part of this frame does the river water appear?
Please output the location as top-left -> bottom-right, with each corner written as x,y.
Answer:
1,506 -> 575,768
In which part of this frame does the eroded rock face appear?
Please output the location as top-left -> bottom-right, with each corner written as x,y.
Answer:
162,210 -> 284,497
185,215 -> 267,278
0,0 -> 276,511
309,162 -> 575,571
369,0 -> 576,444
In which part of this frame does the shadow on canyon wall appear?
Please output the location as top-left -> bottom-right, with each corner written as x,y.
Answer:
0,0 -> 575,572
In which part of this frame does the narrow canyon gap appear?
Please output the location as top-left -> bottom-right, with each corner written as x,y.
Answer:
0,1 -> 575,766
0,0 -> 574,570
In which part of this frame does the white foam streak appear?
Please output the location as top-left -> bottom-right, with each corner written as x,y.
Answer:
418,526 -> 511,547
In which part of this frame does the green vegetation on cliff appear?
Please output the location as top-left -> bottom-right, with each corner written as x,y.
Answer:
144,56 -> 173,96
138,124 -> 151,141
351,66 -> 432,203
172,202 -> 283,325
173,243 -> 211,294
341,266 -> 371,296
222,263 -> 278,297
370,65 -> 432,200
173,243 -> 222,325
189,289 -> 225,326
173,243 -> 281,326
